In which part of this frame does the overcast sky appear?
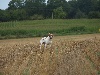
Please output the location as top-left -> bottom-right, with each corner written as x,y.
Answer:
0,0 -> 69,10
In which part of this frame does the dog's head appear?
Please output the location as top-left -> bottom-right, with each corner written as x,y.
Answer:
48,33 -> 53,39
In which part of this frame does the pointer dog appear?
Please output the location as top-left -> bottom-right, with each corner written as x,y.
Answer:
40,33 -> 53,49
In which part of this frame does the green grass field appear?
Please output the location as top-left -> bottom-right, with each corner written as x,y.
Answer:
0,19 -> 100,39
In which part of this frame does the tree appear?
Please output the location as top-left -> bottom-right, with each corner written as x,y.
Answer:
88,11 -> 100,19
8,0 -> 24,10
0,10 -> 11,22
7,0 -> 46,20
53,7 -> 66,19
46,0 -> 68,18
68,0 -> 78,18
1,0 -> 100,21
75,9 -> 86,18
77,0 -> 99,14
97,0 -> 100,11
25,0 -> 46,16
8,9 -> 27,21
77,0 -> 91,14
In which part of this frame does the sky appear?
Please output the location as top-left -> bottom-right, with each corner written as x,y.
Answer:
0,0 -> 69,10
0,0 -> 11,10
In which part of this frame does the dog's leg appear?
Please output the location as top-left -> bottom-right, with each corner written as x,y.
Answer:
44,44 -> 47,49
40,44 -> 42,49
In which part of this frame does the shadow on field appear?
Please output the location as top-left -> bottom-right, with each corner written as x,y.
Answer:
0,37 -> 100,75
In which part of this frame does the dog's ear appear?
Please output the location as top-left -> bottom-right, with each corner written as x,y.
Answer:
51,34 -> 54,37
48,33 -> 51,36
50,34 -> 52,35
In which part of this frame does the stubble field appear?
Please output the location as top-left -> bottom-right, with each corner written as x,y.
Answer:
0,34 -> 100,75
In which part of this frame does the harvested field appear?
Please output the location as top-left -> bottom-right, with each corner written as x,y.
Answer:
0,34 -> 100,75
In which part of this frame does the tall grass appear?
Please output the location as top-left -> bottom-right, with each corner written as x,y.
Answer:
0,19 -> 100,39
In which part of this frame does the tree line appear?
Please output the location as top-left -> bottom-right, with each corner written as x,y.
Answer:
0,0 -> 100,22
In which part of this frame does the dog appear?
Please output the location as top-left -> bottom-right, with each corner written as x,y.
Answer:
40,33 -> 53,49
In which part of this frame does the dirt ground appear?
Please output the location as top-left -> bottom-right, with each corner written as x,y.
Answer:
0,34 -> 99,46
0,34 -> 100,75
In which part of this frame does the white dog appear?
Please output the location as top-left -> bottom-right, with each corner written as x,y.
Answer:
40,33 -> 53,49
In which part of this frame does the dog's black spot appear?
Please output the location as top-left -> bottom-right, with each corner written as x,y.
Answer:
42,42 -> 45,44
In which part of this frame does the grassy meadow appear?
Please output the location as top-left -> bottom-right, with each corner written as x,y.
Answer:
0,19 -> 100,39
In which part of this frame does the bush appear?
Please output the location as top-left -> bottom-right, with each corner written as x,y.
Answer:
30,14 -> 44,20
75,10 -> 87,19
53,7 -> 66,19
0,10 -> 11,22
88,11 -> 100,19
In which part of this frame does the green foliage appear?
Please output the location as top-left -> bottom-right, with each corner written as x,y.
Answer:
25,0 -> 46,16
9,9 -> 27,20
30,14 -> 44,20
0,10 -> 11,22
68,26 -> 86,33
0,19 -> 100,39
8,0 -> 24,10
53,7 -> 66,19
88,11 -> 100,19
75,10 -> 87,19
0,0 -> 100,21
